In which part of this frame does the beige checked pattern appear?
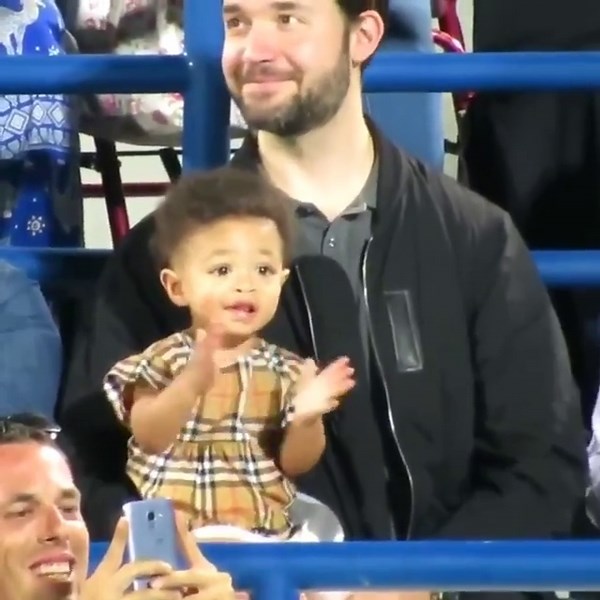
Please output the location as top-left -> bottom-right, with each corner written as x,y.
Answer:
103,332 -> 303,537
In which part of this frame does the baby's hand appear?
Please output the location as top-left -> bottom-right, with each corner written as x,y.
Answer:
182,325 -> 223,394
290,357 -> 355,424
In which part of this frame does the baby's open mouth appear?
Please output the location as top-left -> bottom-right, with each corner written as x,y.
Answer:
225,302 -> 258,319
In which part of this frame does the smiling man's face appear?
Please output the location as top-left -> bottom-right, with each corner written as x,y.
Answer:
0,442 -> 89,600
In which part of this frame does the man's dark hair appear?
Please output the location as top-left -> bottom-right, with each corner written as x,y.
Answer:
0,412 -> 61,446
336,0 -> 389,23
337,0 -> 418,46
152,167 -> 296,268
335,0 -> 389,70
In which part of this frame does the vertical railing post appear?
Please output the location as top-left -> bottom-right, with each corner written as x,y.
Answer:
253,574 -> 300,600
182,0 -> 231,171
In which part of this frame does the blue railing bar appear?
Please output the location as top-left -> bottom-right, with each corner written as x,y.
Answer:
0,55 -> 189,95
255,574 -> 299,600
3,51 -> 600,96
533,250 -> 600,286
0,247 -> 109,287
364,51 -> 600,92
89,540 -> 600,593
1,248 -> 600,288
182,0 -> 230,170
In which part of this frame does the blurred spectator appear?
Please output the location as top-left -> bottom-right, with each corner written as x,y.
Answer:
0,0 -> 82,247
462,0 -> 600,425
0,260 -> 62,418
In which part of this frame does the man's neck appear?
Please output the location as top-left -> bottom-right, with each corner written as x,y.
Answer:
257,100 -> 375,220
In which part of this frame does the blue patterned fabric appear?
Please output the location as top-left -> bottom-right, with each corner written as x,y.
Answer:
0,0 -> 82,247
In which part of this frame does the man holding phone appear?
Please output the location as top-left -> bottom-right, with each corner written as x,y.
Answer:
0,414 -> 235,600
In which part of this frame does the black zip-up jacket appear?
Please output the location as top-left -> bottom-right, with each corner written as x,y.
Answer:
59,126 -> 587,553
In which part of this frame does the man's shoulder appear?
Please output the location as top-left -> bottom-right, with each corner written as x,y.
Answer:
419,170 -> 514,269
430,171 -> 508,235
377,133 -> 510,243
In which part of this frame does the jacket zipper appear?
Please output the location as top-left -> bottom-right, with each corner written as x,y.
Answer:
362,237 -> 415,540
293,265 -> 319,363
293,265 -> 359,531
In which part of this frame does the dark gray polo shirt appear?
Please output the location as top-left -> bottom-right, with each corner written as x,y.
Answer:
292,163 -> 378,362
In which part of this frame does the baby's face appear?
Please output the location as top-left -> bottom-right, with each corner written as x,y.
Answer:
161,216 -> 289,340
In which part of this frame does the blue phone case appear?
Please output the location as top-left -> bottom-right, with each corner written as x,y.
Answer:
123,498 -> 181,590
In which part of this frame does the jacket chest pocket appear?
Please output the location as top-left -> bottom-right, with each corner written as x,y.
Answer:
384,289 -> 424,373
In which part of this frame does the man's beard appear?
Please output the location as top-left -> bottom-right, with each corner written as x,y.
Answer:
231,43 -> 351,138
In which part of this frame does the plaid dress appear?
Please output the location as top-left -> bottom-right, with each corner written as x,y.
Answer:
103,332 -> 303,537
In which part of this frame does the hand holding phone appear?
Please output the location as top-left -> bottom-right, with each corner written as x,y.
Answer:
80,518 -> 174,600
122,498 -> 181,590
83,506 -> 233,600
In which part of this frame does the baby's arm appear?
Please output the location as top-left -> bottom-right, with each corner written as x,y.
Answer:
130,370 -> 202,454
278,357 -> 355,478
104,329 -> 218,454
279,412 -> 327,478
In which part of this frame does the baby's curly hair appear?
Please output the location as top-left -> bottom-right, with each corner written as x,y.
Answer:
152,167 -> 296,268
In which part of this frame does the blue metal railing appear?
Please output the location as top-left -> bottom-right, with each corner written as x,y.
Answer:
0,247 -> 599,287
180,0 -> 229,170
10,51 -> 600,94
4,1 -> 600,597
88,540 -> 600,598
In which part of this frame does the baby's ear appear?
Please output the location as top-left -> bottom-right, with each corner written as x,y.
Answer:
281,268 -> 290,285
160,268 -> 188,307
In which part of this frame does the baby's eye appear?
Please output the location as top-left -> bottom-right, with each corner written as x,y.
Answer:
210,265 -> 231,276
257,265 -> 275,276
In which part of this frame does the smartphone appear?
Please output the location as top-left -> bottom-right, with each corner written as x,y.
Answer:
123,498 -> 181,590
